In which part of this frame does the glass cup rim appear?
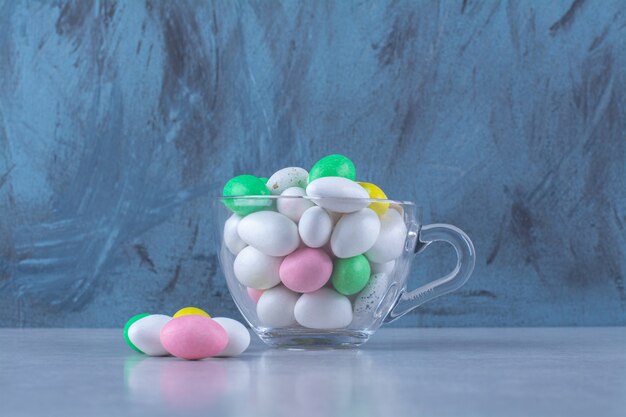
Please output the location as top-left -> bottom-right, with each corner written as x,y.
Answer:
219,195 -> 416,206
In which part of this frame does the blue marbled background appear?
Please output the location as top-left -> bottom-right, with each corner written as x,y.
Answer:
0,0 -> 624,327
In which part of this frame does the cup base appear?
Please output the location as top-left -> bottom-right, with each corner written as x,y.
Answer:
256,328 -> 373,349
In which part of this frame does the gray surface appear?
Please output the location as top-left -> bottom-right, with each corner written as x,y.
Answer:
1,1 -> 626,328
0,328 -> 624,417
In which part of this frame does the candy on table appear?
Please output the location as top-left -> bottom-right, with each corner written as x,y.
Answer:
173,306 -> 211,318
266,167 -> 309,195
125,307 -> 250,359
160,315 -> 228,360
222,154 -> 409,330
124,313 -> 149,353
125,314 -> 172,356
234,246 -> 282,289
212,317 -> 251,357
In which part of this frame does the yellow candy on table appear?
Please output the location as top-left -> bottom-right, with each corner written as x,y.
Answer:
357,182 -> 389,216
173,307 -> 211,318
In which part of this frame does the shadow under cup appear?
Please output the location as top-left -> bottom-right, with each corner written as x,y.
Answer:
216,195 -> 474,349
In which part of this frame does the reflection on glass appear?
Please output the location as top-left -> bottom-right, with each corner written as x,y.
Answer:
123,349 -> 406,416
124,354 -> 250,412
254,350 -> 403,417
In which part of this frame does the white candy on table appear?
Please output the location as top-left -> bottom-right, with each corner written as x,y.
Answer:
277,187 -> 314,223
365,208 -> 408,263
266,167 -> 309,195
257,285 -> 300,327
224,214 -> 247,255
234,246 -> 282,289
330,208 -> 380,258
127,314 -> 172,356
298,206 -> 333,248
353,273 -> 391,316
212,317 -> 251,357
305,177 -> 370,213
238,211 -> 300,257
370,260 -> 396,275
294,287 -> 353,329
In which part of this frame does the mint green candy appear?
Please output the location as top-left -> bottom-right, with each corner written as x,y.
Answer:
223,174 -> 268,197
331,255 -> 371,296
124,313 -> 149,353
222,175 -> 271,216
308,154 -> 356,183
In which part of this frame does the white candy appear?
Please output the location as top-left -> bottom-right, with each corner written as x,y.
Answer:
212,317 -> 251,357
224,214 -> 247,255
353,273 -> 390,315
257,286 -> 299,327
266,167 -> 309,195
330,208 -> 380,258
277,187 -> 314,223
306,177 -> 369,213
234,246 -> 283,289
370,260 -> 396,275
365,209 -> 407,263
326,210 -> 342,225
294,287 -> 353,329
127,314 -> 171,356
298,206 -> 333,248
238,211 -> 300,257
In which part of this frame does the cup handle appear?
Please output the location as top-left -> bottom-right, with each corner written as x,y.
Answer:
384,223 -> 476,323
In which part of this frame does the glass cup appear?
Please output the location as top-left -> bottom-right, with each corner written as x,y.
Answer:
216,196 -> 475,348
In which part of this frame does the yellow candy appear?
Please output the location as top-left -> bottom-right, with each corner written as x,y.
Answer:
173,307 -> 211,318
357,182 -> 389,216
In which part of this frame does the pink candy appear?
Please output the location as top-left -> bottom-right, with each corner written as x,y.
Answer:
160,316 -> 228,360
247,287 -> 264,303
279,248 -> 332,293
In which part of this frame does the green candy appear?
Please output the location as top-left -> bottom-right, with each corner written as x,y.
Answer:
331,255 -> 371,296
308,154 -> 356,183
222,174 -> 272,216
124,313 -> 149,353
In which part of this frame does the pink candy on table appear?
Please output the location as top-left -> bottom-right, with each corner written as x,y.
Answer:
279,247 -> 332,293
160,315 -> 228,360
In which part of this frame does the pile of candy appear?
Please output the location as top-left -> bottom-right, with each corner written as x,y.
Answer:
222,154 -> 408,330
124,307 -> 250,360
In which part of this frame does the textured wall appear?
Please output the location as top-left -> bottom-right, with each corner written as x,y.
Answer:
0,0 -> 624,327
